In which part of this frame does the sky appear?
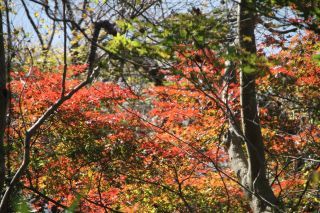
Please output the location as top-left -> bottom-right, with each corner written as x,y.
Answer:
8,0 -> 301,56
11,0 -> 65,48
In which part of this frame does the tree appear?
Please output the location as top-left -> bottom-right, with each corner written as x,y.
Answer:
0,0 -> 165,210
1,0 -> 319,212
0,0 -> 103,210
225,0 -> 278,211
224,1 -> 319,211
0,6 -> 8,198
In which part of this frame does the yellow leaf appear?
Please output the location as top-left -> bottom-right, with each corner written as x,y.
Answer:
243,36 -> 252,42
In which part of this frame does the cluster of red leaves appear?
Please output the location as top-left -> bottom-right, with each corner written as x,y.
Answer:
257,32 -> 320,205
10,60 -> 242,211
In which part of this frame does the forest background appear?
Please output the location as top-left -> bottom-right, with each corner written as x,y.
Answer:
0,0 -> 319,212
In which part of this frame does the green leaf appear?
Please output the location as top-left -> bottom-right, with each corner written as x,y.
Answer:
66,195 -> 81,212
91,0 -> 107,3
312,53 -> 320,65
14,197 -> 31,213
243,65 -> 256,74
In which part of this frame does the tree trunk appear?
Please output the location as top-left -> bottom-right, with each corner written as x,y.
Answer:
238,0 -> 278,211
224,0 -> 279,212
0,10 -> 7,194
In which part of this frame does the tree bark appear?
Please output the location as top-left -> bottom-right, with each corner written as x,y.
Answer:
237,0 -> 278,212
223,0 -> 279,212
0,10 -> 7,194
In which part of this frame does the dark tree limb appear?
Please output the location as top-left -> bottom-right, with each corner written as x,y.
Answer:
23,185 -> 68,210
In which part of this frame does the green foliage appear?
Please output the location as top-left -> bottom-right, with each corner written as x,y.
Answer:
66,195 -> 81,213
312,53 -> 320,65
13,196 -> 31,213
241,53 -> 269,75
91,0 -> 107,3
105,11 -> 230,64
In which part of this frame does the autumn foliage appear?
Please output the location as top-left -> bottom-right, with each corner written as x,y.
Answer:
6,32 -> 320,212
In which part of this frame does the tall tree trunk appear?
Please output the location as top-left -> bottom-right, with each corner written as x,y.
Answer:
237,0 -> 278,212
0,10 -> 7,194
224,0 -> 279,212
